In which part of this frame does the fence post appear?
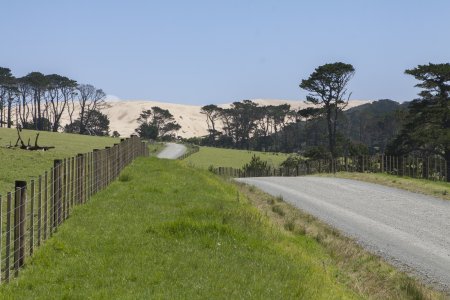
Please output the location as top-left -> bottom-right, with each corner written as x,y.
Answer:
53,159 -> 62,230
5,192 -> 12,282
44,171 -> 48,240
30,179 -> 35,256
38,175 -> 42,247
14,180 -> 27,276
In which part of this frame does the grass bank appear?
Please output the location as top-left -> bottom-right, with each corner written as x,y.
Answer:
317,172 -> 450,201
0,128 -> 119,195
184,146 -> 290,169
0,158 -> 358,299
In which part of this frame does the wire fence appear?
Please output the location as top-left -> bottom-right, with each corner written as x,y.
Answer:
177,145 -> 199,160
213,155 -> 449,182
0,135 -> 149,283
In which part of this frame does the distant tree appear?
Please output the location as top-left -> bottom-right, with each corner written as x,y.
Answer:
76,84 -> 106,134
387,63 -> 450,181
243,155 -> 270,175
135,106 -> 181,140
65,109 -> 110,136
22,72 -> 48,130
300,62 -> 355,157
200,104 -> 222,144
45,74 -> 77,131
111,130 -> 120,138
0,67 -> 18,128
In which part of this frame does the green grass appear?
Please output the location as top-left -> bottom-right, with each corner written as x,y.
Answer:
317,172 -> 450,201
184,146 -> 291,169
0,128 -> 119,196
147,141 -> 165,156
0,158 -> 359,299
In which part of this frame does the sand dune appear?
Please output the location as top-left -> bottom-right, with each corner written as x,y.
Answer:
58,99 -> 370,138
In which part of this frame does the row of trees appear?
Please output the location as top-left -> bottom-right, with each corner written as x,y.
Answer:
0,67 -> 110,136
135,106 -> 181,140
195,62 -> 449,181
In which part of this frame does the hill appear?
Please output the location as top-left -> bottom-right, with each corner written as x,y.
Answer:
57,99 -> 371,138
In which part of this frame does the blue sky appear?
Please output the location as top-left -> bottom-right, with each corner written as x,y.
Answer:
1,0 -> 449,104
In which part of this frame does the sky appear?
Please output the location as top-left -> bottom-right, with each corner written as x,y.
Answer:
1,0 -> 449,105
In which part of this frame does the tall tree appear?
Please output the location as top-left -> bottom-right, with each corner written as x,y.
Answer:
0,67 -> 18,128
388,63 -> 450,181
46,74 -> 77,131
135,106 -> 181,140
200,104 -> 221,143
300,62 -> 355,157
76,84 -> 106,134
22,72 -> 48,130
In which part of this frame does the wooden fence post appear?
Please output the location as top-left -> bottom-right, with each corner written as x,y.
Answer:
5,192 -> 12,282
30,179 -> 35,256
44,171 -> 48,240
53,159 -> 62,229
14,180 -> 27,276
38,175 -> 42,247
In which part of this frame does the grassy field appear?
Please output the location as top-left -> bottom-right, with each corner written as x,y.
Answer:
0,158 -> 361,299
317,172 -> 450,201
0,128 -> 119,196
184,146 -> 291,169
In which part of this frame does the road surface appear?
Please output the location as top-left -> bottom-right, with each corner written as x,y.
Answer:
236,176 -> 450,289
157,143 -> 187,159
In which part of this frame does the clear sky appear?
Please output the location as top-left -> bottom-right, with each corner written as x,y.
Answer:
1,0 -> 449,104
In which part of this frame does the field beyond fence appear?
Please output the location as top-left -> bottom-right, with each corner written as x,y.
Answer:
213,155 -> 449,182
0,135 -> 148,283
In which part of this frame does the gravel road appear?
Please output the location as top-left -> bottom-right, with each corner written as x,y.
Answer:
157,143 -> 187,159
236,176 -> 450,289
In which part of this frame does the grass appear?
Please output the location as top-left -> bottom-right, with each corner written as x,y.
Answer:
184,146 -> 291,169
237,183 -> 447,299
316,172 -> 450,201
0,128 -> 119,196
147,141 -> 165,156
0,158 -> 361,299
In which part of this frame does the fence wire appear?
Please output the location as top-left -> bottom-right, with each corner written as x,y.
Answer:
0,136 -> 149,283
214,154 -> 448,182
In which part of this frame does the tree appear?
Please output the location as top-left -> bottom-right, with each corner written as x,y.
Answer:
45,74 -> 77,132
65,109 -> 110,136
0,67 -> 18,128
22,72 -> 48,130
135,106 -> 181,140
300,62 -> 355,157
387,63 -> 450,181
76,84 -> 106,134
200,104 -> 221,144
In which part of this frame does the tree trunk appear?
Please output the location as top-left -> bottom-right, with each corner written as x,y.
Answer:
445,150 -> 450,182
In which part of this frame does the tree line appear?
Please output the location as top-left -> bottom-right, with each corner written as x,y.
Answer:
191,62 -> 449,181
0,67 -> 111,136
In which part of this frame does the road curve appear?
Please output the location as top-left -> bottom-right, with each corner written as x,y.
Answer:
157,143 -> 187,159
236,176 -> 450,289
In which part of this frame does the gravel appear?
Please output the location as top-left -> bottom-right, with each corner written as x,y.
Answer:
157,143 -> 187,159
236,176 -> 450,290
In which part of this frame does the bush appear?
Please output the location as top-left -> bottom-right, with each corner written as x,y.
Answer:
242,155 -> 270,175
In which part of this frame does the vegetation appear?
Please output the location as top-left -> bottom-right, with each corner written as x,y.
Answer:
0,158 -> 359,299
299,62 -> 355,158
387,63 -> 450,181
135,106 -> 181,140
0,128 -> 119,196
184,146 -> 290,169
0,67 -> 110,136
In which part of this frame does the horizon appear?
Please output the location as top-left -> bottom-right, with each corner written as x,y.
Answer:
2,1 -> 450,105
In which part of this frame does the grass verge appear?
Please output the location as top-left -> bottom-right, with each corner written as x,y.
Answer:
147,141 -> 165,156
0,128 -> 119,195
0,158 -> 358,299
184,146 -> 290,169
316,172 -> 450,201
237,183 -> 447,299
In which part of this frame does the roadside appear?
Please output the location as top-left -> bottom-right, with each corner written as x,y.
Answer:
236,182 -> 447,299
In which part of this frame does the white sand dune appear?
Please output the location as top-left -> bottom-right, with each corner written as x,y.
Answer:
58,99 -> 370,138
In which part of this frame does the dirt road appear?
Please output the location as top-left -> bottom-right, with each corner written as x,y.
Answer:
157,143 -> 187,159
236,176 -> 450,289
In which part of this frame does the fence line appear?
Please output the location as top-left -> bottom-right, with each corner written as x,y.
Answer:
0,135 -> 149,283
178,145 -> 199,160
213,154 -> 449,182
